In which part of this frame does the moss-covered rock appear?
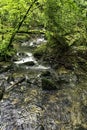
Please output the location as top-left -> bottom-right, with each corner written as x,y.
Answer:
33,43 -> 47,59
41,71 -> 51,77
42,78 -> 58,90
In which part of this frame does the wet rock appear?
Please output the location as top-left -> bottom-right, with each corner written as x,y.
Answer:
62,98 -> 72,107
7,74 -> 14,83
41,70 -> 60,90
42,78 -> 58,90
0,64 -> 3,69
0,65 -> 14,73
0,82 -> 5,100
81,104 -> 87,121
75,125 -> 87,130
36,125 -> 45,130
14,52 -> 37,67
57,73 -> 78,86
24,61 -> 35,66
41,71 -> 51,77
33,51 -> 43,59
17,52 -> 28,58
33,43 -> 47,59
0,89 -> 4,100
81,105 -> 87,114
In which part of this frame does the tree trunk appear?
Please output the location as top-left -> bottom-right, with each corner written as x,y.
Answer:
7,0 -> 37,49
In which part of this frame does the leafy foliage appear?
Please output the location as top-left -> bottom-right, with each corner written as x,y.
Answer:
0,0 -> 87,59
0,0 -> 43,58
44,0 -> 87,48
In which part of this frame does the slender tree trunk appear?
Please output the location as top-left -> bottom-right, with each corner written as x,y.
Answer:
7,0 -> 37,49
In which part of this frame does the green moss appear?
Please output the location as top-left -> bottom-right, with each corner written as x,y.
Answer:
42,78 -> 57,90
41,71 -> 51,77
33,43 -> 47,59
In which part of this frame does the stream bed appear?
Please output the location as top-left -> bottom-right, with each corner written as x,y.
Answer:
0,36 -> 87,130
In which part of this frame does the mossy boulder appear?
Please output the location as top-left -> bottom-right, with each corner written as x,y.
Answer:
42,78 -> 57,90
41,70 -> 60,90
41,71 -> 51,77
33,43 -> 47,59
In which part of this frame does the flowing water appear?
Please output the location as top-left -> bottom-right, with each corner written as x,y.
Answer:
0,36 -> 87,130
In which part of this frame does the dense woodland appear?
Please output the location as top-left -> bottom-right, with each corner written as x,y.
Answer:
0,0 -> 87,63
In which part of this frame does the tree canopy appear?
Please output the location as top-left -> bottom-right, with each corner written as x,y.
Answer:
0,0 -> 87,58
44,0 -> 87,47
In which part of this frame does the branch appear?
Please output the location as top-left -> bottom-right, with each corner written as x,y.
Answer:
6,77 -> 25,92
7,0 -> 37,49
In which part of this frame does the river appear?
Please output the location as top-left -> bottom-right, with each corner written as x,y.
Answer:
0,36 -> 87,130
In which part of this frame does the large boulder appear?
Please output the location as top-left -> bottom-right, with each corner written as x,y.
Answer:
41,70 -> 78,90
42,78 -> 57,90
41,70 -> 60,91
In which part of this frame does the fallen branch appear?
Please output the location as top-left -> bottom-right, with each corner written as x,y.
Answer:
6,77 -> 25,92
